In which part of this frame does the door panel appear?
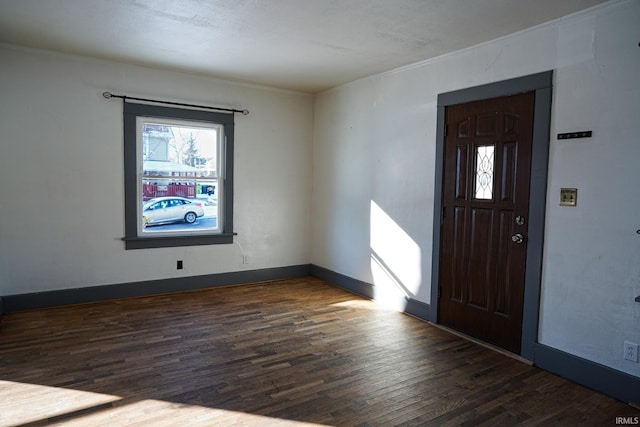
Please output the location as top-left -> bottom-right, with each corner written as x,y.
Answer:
468,207 -> 492,310
439,92 -> 535,353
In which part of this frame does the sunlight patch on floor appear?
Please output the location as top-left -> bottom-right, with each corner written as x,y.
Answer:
0,380 -> 121,426
0,380 -> 330,427
330,299 -> 399,312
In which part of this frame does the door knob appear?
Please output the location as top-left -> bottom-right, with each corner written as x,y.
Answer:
511,233 -> 524,244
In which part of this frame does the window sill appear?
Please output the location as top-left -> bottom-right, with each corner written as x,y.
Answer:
123,233 -> 235,250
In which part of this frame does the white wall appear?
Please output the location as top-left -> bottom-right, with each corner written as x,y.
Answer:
1,0 -> 637,380
312,0 -> 640,376
0,45 -> 313,296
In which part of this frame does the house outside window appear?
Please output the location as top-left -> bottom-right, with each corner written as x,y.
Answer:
123,102 -> 234,249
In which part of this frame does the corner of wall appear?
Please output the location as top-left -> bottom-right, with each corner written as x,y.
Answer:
310,264 -> 431,322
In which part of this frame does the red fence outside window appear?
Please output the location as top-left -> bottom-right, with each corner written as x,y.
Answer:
143,184 -> 196,200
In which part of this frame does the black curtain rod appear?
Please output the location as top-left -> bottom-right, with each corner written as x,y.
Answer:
102,92 -> 249,115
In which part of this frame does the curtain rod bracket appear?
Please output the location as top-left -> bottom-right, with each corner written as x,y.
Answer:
102,91 -> 249,115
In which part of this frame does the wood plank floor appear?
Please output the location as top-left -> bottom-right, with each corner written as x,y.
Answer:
0,277 -> 636,426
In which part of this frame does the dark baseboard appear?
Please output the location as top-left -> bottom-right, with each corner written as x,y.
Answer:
404,297 -> 431,321
3,264 -> 638,406
310,265 -> 640,407
535,343 -> 640,406
2,264 -> 311,313
310,264 -> 431,320
310,264 -> 375,300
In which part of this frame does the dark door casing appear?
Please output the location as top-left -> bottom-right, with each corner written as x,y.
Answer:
438,92 -> 535,353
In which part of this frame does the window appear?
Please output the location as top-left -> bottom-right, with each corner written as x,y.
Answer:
474,144 -> 495,200
123,102 -> 234,249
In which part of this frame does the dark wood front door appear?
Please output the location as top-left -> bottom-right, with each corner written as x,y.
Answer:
438,92 -> 535,353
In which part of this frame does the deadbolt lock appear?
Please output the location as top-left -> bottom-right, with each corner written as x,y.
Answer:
515,216 -> 525,226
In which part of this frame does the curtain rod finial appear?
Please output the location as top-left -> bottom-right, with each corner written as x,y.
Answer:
102,91 -> 113,99
242,109 -> 250,116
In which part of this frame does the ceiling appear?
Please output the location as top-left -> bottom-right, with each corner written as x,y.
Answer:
0,0 -> 607,93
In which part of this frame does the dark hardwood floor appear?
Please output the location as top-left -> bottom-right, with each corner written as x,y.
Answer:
0,277 -> 636,426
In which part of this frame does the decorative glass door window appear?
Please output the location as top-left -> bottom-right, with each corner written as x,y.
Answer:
474,145 -> 495,200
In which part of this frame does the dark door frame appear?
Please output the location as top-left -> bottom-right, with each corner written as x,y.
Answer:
430,71 -> 553,360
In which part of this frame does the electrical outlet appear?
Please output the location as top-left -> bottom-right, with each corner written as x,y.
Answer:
177,260 -> 183,270
623,341 -> 639,362
242,255 -> 249,264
